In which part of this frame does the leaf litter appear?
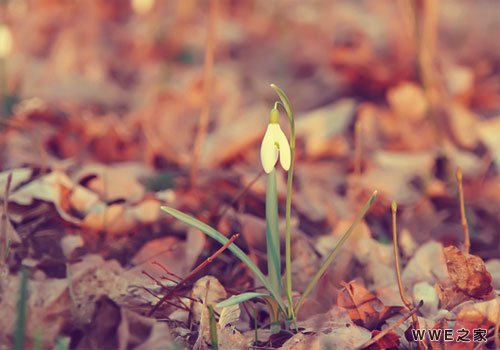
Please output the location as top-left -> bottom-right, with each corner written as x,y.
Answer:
0,1 -> 499,349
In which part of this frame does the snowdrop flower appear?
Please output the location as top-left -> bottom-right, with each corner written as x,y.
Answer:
0,24 -> 13,58
260,108 -> 291,173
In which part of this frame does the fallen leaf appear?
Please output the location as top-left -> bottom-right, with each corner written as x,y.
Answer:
0,168 -> 33,195
73,163 -> 150,203
337,280 -> 401,330
435,278 -> 470,310
443,245 -> 494,299
320,324 -> 372,349
191,276 -> 227,322
358,151 -> 435,204
485,259 -> 500,289
368,329 -> 400,350
218,304 -> 240,329
8,171 -> 81,225
412,281 -> 439,317
446,103 -> 479,149
387,82 -> 427,121
402,241 -> 449,288
295,99 -> 356,159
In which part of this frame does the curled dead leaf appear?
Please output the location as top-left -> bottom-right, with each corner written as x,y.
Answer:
443,245 -> 494,299
337,280 -> 402,330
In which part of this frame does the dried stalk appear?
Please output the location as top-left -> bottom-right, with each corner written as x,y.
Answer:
456,168 -> 470,254
357,300 -> 424,350
149,233 -> 239,316
392,201 -> 425,350
190,0 -> 219,185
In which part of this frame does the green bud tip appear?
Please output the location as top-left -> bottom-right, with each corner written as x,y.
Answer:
269,107 -> 279,124
391,200 -> 397,213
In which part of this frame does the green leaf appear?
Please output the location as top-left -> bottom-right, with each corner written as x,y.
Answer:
265,169 -> 281,296
294,190 -> 378,314
208,305 -> 219,350
160,206 -> 287,313
13,266 -> 28,350
216,292 -> 270,309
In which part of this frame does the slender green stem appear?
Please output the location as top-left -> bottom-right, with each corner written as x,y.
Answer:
265,169 -> 281,297
270,84 -> 295,321
284,148 -> 294,320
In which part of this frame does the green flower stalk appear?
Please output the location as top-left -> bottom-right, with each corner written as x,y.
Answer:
270,85 -> 295,322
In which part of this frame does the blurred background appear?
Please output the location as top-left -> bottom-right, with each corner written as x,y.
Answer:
1,0 -> 500,268
1,1 -> 500,348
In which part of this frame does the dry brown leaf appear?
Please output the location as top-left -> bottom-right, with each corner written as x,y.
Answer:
446,103 -> 479,149
402,241 -> 449,288
320,324 -> 372,350
130,228 -> 204,289
386,82 -> 427,121
76,296 -> 175,350
82,203 -> 134,234
8,171 -> 81,225
358,151 -> 435,204
202,104 -> 268,168
412,281 -> 439,317
295,99 -> 356,159
435,279 -> 470,310
443,245 -> 494,299
297,306 -> 352,332
368,329 -> 400,350
81,197 -> 162,235
337,280 -> 401,330
191,276 -> 227,323
485,259 -> 500,289
443,63 -> 474,102
73,163 -> 150,203
443,298 -> 499,350
280,333 -> 321,350
0,168 -> 33,196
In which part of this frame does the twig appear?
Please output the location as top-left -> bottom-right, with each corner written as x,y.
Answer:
456,168 -> 470,254
142,287 -> 190,311
189,0 -> 219,186
142,270 -> 171,290
357,300 -> 424,349
392,201 -> 424,350
148,233 -> 239,316
152,260 -> 183,281
412,0 -> 443,147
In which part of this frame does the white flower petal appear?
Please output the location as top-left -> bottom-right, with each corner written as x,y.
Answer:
275,126 -> 291,171
260,125 -> 278,173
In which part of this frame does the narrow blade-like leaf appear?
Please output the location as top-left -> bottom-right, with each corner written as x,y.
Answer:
13,266 -> 28,350
160,206 -> 286,313
217,292 -> 270,309
294,190 -> 378,314
208,305 -> 219,350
